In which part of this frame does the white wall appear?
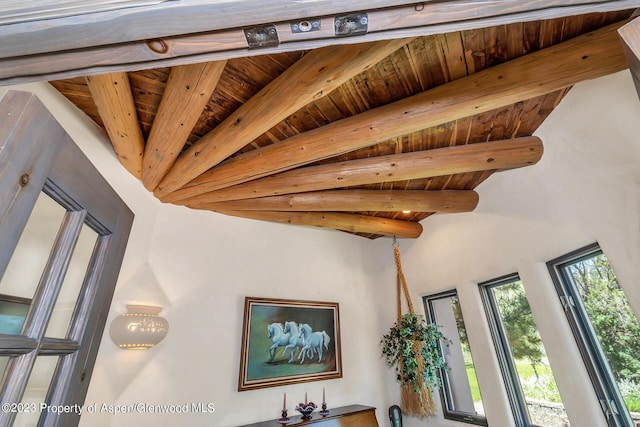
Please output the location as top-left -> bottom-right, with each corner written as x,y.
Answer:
101,208 -> 390,427
368,70 -> 640,427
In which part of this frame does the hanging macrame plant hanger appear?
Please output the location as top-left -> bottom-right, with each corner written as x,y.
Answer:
392,239 -> 438,418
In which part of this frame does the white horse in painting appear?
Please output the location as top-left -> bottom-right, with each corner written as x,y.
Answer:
267,323 -> 289,362
298,323 -> 330,364
283,321 -> 316,363
282,321 -> 304,363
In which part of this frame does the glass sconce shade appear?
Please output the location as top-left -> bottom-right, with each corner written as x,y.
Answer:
109,305 -> 168,350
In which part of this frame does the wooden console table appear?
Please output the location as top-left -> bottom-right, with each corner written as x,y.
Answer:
239,404 -> 379,426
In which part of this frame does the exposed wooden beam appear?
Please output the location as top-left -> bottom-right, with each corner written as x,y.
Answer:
85,72 -> 144,179
180,136 -> 542,206
215,210 -> 423,238
142,61 -> 227,191
0,0 -> 416,57
160,19 -> 628,201
619,16 -> 640,99
155,38 -> 412,197
194,190 -> 479,213
1,0 -> 636,84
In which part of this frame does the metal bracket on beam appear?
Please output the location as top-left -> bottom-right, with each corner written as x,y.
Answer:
290,19 -> 321,34
244,25 -> 279,48
334,12 -> 368,37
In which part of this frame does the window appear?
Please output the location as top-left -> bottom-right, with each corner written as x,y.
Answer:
480,274 -> 569,427
548,244 -> 640,427
423,290 -> 487,425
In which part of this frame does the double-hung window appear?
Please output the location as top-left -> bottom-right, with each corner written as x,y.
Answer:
423,290 -> 487,425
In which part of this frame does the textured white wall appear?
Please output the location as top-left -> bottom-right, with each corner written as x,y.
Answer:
99,206 -> 389,427
368,70 -> 640,427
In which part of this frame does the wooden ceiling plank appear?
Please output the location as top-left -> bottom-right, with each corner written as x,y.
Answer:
178,136 -> 542,205
214,210 -> 423,239
161,20 -> 627,200
142,61 -> 227,191
483,23 -> 510,66
437,32 -> 468,80
85,72 -> 144,179
194,189 -> 479,213
155,38 -> 413,197
506,22 -> 526,58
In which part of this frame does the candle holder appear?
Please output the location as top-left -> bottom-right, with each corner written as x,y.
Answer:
295,402 -> 317,419
319,402 -> 330,416
278,409 -> 290,424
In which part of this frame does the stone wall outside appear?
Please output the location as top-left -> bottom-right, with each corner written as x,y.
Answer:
527,399 -> 640,426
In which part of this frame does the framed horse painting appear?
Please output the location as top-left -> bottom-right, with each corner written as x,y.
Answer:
238,297 -> 342,391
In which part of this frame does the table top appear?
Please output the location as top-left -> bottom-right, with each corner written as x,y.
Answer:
238,404 -> 377,426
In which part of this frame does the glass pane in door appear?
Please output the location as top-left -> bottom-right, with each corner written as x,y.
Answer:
14,355 -> 60,427
0,357 -> 10,382
45,223 -> 98,338
0,296 -> 30,335
0,193 -> 65,300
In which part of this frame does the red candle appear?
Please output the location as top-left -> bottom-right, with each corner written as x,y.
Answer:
283,392 -> 286,410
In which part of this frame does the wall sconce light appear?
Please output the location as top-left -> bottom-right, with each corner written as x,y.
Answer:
109,305 -> 169,350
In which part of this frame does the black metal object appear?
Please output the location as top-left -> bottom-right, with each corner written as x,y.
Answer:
389,405 -> 402,427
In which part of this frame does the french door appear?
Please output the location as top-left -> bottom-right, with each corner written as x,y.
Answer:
0,91 -> 133,426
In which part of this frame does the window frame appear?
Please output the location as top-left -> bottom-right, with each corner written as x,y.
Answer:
479,274 -> 531,426
547,243 -> 635,427
423,289 -> 488,426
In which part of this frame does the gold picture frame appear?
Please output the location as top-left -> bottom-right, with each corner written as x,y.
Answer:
238,297 -> 342,391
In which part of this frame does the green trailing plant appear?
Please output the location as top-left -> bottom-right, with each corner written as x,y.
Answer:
381,312 -> 449,393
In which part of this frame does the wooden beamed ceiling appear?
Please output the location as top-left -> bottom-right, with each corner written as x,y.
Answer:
49,10 -> 634,239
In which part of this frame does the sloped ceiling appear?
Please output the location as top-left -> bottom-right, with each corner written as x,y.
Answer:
48,9 -> 634,239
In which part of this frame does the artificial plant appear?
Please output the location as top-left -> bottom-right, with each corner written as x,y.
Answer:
381,242 -> 449,417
